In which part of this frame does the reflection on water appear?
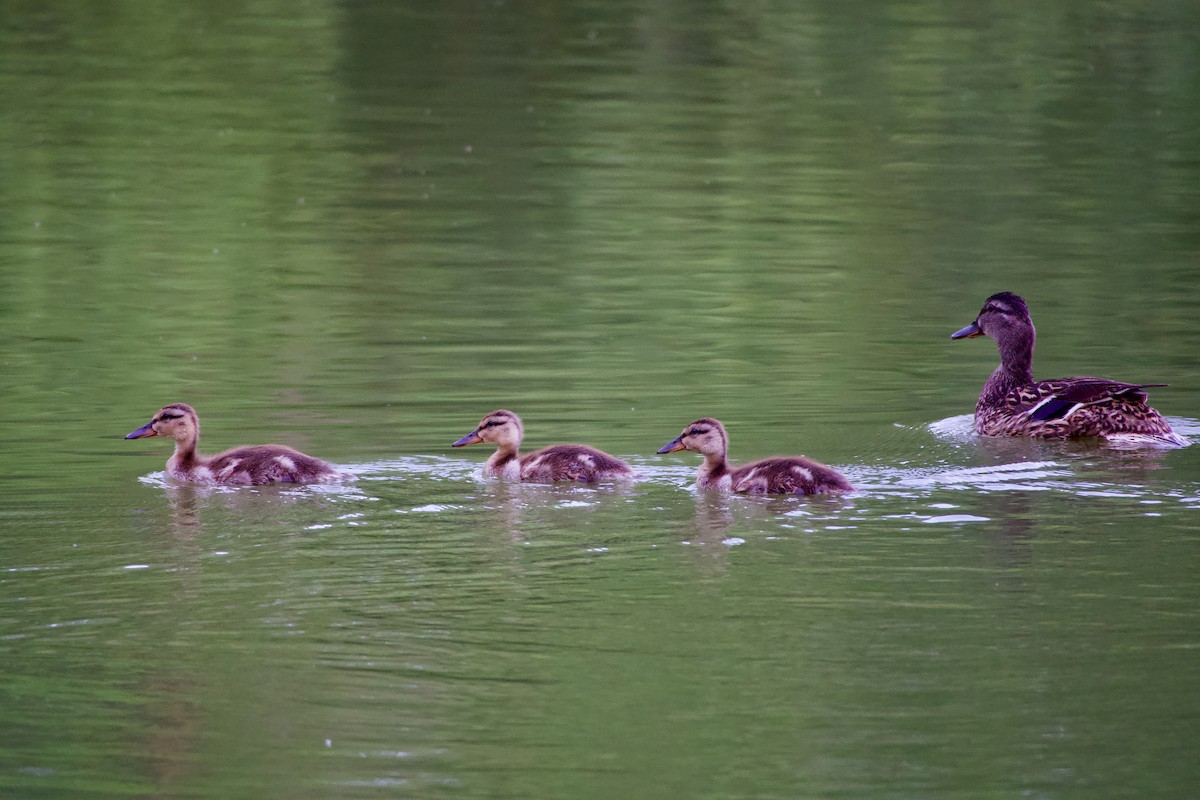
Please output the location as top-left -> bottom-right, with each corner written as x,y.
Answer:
8,439 -> 1200,798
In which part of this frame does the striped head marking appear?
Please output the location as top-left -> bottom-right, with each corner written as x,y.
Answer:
125,403 -> 198,441
980,292 -> 1030,321
452,409 -> 524,448
657,418 -> 728,458
952,291 -> 1033,341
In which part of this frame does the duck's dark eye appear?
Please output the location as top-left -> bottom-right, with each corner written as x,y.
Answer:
689,428 -> 705,436
484,420 -> 501,428
158,413 -> 180,421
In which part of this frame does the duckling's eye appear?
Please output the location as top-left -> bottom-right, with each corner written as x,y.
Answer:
689,428 -> 705,436
158,413 -> 181,421
484,420 -> 502,428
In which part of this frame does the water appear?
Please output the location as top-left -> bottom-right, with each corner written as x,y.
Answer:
3,2 -> 1200,798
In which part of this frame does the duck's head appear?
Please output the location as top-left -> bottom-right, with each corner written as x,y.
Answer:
452,409 -> 524,449
125,403 -> 199,442
951,291 -> 1034,346
657,418 -> 728,459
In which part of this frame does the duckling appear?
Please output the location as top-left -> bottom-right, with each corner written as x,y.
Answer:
125,403 -> 349,484
451,409 -> 634,482
951,292 -> 1184,444
657,418 -> 852,495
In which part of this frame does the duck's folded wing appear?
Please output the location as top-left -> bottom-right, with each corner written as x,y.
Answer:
1024,379 -> 1168,421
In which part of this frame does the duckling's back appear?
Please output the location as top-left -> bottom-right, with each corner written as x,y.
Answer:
730,456 -> 852,495
519,444 -> 632,483
206,444 -> 345,485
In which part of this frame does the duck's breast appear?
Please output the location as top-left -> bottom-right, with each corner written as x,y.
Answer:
166,458 -> 218,485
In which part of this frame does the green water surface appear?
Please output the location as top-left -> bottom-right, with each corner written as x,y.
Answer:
2,2 -> 1200,798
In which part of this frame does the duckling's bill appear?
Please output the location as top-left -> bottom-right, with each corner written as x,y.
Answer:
125,422 -> 157,439
452,430 -> 483,447
657,436 -> 686,454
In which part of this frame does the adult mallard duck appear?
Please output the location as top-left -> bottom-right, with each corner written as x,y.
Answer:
951,292 -> 1184,445
657,418 -> 852,495
125,403 -> 349,484
451,409 -> 634,482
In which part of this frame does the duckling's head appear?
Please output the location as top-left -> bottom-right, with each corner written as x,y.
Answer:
657,418 -> 728,459
125,403 -> 199,442
452,409 -> 524,449
951,291 -> 1034,346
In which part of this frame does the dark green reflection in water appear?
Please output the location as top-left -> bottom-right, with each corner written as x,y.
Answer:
2,2 -> 1199,798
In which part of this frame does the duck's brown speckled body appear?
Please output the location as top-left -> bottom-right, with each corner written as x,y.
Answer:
125,403 -> 349,485
657,418 -> 852,495
452,409 -> 633,483
952,292 -> 1184,445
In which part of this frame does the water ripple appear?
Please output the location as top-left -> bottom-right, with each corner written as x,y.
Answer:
128,441 -> 1200,538
929,413 -> 1195,449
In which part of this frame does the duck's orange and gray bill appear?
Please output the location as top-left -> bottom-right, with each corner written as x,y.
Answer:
125,421 -> 157,439
452,430 -> 483,447
657,436 -> 685,454
951,321 -> 983,340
